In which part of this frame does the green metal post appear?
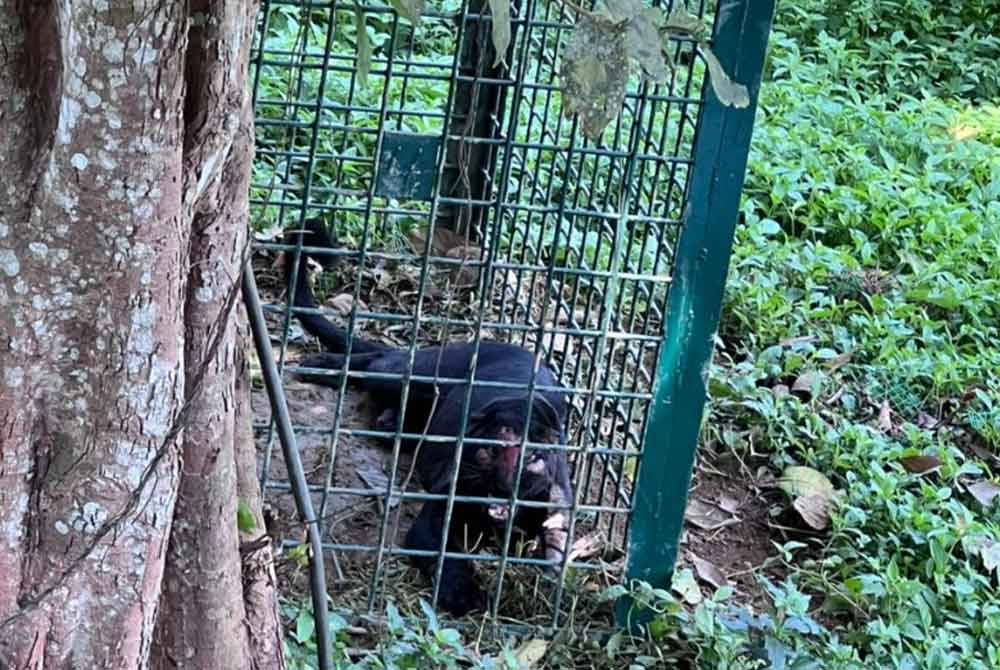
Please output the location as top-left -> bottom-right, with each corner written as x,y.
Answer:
618,0 -> 776,626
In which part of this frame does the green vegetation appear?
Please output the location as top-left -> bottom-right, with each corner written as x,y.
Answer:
262,0 -> 1000,667
284,601 -> 521,670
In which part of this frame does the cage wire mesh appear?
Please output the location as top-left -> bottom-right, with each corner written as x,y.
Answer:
249,0 -> 714,627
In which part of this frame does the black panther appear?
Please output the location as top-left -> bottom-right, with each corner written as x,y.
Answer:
282,219 -> 573,615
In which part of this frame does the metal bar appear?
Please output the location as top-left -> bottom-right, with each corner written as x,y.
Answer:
242,263 -> 332,670
619,0 -> 776,628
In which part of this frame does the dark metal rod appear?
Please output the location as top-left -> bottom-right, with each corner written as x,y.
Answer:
242,262 -> 331,670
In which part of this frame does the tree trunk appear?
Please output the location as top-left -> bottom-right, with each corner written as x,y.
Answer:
0,2 -> 284,668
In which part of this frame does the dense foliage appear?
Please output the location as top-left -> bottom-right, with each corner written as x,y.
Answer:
694,4 -> 1000,668
781,0 -> 1000,101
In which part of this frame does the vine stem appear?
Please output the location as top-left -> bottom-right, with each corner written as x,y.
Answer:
555,0 -> 593,20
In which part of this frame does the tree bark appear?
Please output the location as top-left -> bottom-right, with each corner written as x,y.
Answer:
0,2 -> 282,668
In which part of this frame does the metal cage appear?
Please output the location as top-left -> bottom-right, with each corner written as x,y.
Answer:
248,0 -> 773,632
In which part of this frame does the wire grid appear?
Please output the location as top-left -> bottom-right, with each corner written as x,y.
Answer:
249,0 -> 712,627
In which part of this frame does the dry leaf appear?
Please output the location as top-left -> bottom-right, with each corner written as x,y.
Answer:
432,227 -> 466,253
755,467 -> 778,488
513,638 -> 549,668
699,43 -> 750,108
878,399 -> 893,433
487,0 -> 511,68
791,371 -> 823,398
445,244 -> 481,260
792,494 -> 832,530
371,265 -> 392,290
354,8 -> 371,87
560,13 -> 629,139
691,554 -> 729,590
406,226 -> 468,256
602,0 -> 669,83
406,228 -> 429,254
328,293 -> 363,315
968,480 -> 1000,507
915,412 -> 939,429
981,541 -> 1000,573
970,442 -> 998,463
717,494 -> 741,514
685,498 -> 735,530
779,335 -> 818,347
777,466 -> 835,499
827,352 -> 852,372
899,454 -> 941,474
567,533 -> 604,562
388,0 -> 424,23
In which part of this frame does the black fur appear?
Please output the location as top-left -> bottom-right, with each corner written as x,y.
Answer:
283,220 -> 573,615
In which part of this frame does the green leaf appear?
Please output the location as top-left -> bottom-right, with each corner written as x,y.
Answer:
387,0 -> 424,23
418,598 -> 439,631
236,498 -> 256,533
488,0 -> 511,68
386,602 -> 405,635
560,13 -> 630,139
605,630 -> 624,659
671,568 -> 703,605
647,616 -> 670,640
759,218 -> 782,236
699,43 -> 750,108
600,584 -> 629,601
354,8 -> 371,87
296,609 -> 316,643
287,543 -> 309,568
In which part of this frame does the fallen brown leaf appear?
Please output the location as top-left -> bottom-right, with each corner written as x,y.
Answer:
827,352 -> 852,372
691,554 -> 729,590
899,454 -> 941,474
777,465 -> 835,499
791,371 -> 824,398
779,335 -> 818,347
445,244 -> 481,260
793,494 -> 832,530
717,493 -> 741,514
685,498 -> 736,530
513,639 -> 549,668
328,293 -> 363,315
981,542 -> 1000,573
567,533 -> 604,562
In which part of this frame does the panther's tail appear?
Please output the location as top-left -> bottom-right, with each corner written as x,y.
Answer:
282,218 -> 390,355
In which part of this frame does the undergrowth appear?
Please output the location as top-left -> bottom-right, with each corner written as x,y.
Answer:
275,0 -> 1000,667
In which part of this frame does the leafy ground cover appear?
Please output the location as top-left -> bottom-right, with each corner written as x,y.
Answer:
270,1 -> 1000,667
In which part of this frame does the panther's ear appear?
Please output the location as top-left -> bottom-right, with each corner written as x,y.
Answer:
468,409 -> 488,427
532,395 -> 561,431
